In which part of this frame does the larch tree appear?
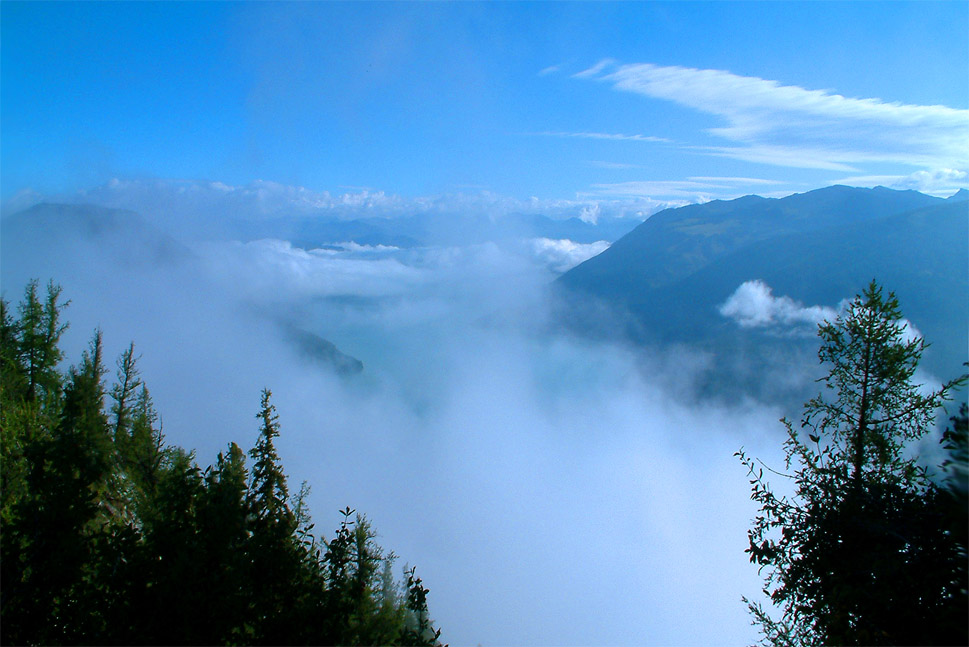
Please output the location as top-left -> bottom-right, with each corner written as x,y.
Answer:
738,281 -> 967,646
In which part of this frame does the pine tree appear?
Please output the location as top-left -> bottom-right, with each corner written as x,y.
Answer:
111,343 -> 141,444
246,389 -> 305,643
197,442 -> 252,644
17,279 -> 68,404
137,447 -> 211,644
0,297 -> 29,537
48,330 -> 116,641
59,329 -> 112,501
0,283 -> 72,644
0,296 -> 27,400
125,384 -> 167,502
0,282 -> 69,543
249,389 -> 292,525
739,281 -> 968,646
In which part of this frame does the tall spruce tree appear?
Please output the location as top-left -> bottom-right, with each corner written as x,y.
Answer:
247,389 -> 304,643
17,280 -> 68,405
738,281 -> 968,646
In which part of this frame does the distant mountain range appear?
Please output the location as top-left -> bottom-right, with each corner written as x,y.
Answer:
0,202 -> 192,267
557,185 -> 968,388
252,210 -> 639,250
0,203 -> 365,378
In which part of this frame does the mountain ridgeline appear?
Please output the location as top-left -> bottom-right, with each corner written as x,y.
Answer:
0,203 -> 367,378
557,185 -> 969,385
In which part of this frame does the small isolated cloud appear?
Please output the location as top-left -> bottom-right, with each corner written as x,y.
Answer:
720,280 -> 927,345
578,203 -> 600,224
832,168 -> 969,198
719,280 -> 838,332
892,168 -> 968,193
539,64 -> 562,76
527,238 -> 609,273
576,60 -> 969,172
831,168 -> 969,197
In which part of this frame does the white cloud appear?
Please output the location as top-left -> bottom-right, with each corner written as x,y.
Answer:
687,176 -> 783,186
833,168 -> 969,197
720,281 -> 928,349
890,169 -> 969,196
719,280 -> 839,332
579,203 -> 601,224
694,144 -> 862,172
578,60 -> 969,172
526,237 -> 609,273
573,58 -> 616,79
198,238 -> 425,303
325,241 -> 402,254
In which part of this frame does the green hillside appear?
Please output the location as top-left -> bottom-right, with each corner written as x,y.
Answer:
560,186 -> 941,297
557,186 -> 968,384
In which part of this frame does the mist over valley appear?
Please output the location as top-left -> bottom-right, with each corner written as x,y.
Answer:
3,180 -> 966,644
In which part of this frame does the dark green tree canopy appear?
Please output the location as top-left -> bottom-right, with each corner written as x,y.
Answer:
738,281 -> 967,646
1,281 -> 444,646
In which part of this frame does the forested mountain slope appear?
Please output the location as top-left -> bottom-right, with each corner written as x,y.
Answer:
557,186 -> 968,384
560,185 -> 942,297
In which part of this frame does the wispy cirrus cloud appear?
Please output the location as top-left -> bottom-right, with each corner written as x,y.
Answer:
586,176 -> 784,200
587,161 -> 642,170
534,131 -> 670,143
572,58 -> 616,79
576,60 -> 969,173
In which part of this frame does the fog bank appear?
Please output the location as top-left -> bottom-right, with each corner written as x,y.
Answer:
0,200 -> 798,645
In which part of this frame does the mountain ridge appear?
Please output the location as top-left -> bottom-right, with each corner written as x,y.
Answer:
556,185 -> 968,384
560,185 -> 943,298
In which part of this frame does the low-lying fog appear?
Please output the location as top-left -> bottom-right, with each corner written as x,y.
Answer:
1,195 -> 801,645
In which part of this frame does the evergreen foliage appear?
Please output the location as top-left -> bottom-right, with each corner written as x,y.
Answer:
0,281 -> 444,646
738,281 -> 968,646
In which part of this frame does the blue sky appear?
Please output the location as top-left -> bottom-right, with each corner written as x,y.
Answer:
3,1 -> 968,204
